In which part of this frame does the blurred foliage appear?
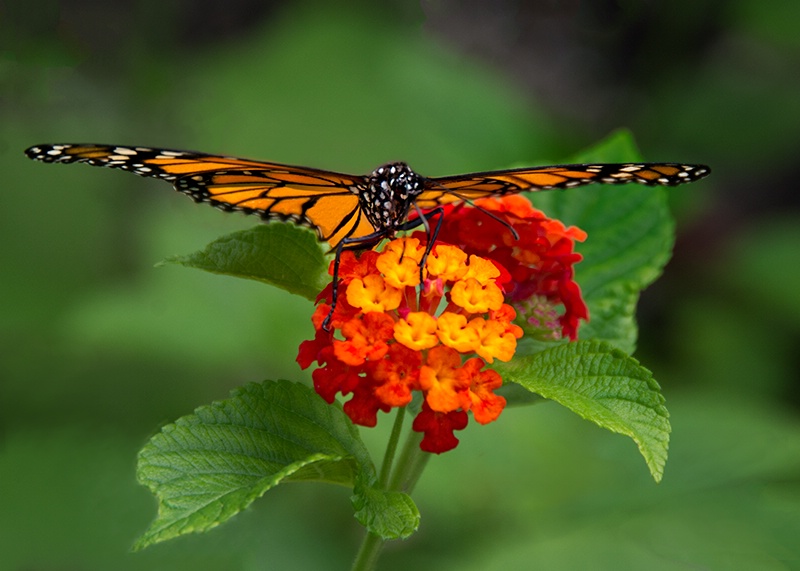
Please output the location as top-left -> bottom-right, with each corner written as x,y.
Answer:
1,0 -> 799,569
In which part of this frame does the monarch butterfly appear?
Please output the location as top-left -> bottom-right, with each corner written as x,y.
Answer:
24,143 -> 710,328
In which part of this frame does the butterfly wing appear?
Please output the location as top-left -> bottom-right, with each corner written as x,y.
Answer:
415,163 -> 710,209
24,144 -> 377,248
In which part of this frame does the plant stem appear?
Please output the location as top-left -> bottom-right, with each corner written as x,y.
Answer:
378,407 -> 406,488
351,531 -> 385,571
389,429 -> 430,494
352,410 -> 433,571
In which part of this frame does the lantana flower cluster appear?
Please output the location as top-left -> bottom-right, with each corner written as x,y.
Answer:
435,195 -> 589,340
298,237 -> 522,453
298,195 -> 588,454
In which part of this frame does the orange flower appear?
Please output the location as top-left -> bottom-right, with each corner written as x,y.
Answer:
436,312 -> 480,352
461,358 -> 505,424
394,312 -> 439,351
346,274 -> 403,313
418,345 -> 471,413
333,312 -> 395,366
369,344 -> 421,407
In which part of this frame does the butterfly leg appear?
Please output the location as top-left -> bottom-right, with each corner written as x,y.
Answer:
321,230 -> 388,332
401,205 -> 445,286
321,209 -> 443,332
322,240 -> 348,332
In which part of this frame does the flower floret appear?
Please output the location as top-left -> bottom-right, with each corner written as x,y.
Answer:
425,244 -> 468,281
462,358 -> 506,424
418,345 -> 471,413
450,277 -> 504,313
333,312 -> 395,366
436,312 -> 480,352
377,237 -> 425,288
346,274 -> 403,312
394,311 -> 439,351
370,344 -> 421,407
462,254 -> 501,284
412,402 -> 469,454
469,317 -> 520,363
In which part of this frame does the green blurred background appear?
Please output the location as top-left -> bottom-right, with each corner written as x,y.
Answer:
2,1 -> 799,569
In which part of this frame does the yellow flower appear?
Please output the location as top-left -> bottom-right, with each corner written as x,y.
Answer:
394,311 -> 439,351
346,274 -> 402,312
462,255 -> 500,284
425,244 -> 468,281
470,318 -> 519,363
450,278 -> 504,313
377,237 -> 425,288
436,312 -> 479,352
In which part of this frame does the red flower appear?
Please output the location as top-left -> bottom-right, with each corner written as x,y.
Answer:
436,195 -> 589,340
412,401 -> 469,454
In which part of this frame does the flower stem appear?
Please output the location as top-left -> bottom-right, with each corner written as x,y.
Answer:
351,411 -> 432,571
389,429 -> 430,494
378,406 -> 406,488
351,531 -> 384,571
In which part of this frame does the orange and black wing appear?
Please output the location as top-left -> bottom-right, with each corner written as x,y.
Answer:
24,144 -> 377,248
415,163 -> 710,209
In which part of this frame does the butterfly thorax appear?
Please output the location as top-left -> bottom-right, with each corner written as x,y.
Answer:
361,162 -> 426,233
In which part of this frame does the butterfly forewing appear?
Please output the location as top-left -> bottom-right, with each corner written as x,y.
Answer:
415,163 -> 709,209
25,143 -> 377,247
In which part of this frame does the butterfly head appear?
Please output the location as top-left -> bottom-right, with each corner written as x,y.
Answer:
362,162 -> 426,231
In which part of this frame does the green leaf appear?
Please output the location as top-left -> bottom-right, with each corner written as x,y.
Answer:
135,380 -> 374,549
352,480 -> 420,540
495,340 -> 670,482
530,130 -> 675,353
162,224 -> 329,301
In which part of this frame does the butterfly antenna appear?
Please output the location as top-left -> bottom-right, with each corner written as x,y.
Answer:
450,192 -> 520,240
